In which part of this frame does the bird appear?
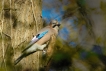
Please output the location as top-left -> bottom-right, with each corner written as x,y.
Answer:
14,20 -> 60,65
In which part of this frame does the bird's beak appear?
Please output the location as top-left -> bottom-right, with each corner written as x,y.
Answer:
57,24 -> 61,27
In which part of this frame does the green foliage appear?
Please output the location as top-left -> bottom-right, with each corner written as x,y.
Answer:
77,0 -> 86,7
47,37 -> 106,71
100,1 -> 106,19
51,51 -> 72,68
0,68 -> 6,71
100,1 -> 106,13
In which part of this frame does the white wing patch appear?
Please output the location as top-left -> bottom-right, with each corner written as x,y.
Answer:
32,36 -> 37,41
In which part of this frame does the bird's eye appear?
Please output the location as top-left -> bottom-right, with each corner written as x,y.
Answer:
53,23 -> 55,24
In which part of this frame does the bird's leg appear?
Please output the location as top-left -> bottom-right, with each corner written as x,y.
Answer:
42,48 -> 48,55
42,41 -> 50,55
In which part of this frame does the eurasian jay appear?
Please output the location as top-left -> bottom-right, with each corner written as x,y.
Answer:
14,20 -> 60,65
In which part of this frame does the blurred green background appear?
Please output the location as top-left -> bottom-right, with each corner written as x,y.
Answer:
42,0 -> 106,71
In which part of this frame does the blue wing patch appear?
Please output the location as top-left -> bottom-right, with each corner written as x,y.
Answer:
22,30 -> 48,53
36,30 -> 48,39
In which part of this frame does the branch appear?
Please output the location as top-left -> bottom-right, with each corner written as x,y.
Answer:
30,0 -> 38,32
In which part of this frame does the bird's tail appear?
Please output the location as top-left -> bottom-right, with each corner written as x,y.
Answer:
14,53 -> 24,65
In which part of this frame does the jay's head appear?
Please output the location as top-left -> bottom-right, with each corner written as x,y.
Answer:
50,20 -> 60,28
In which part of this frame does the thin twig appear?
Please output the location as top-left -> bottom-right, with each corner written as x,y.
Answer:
1,0 -> 5,69
1,0 -> 7,69
2,32 -> 11,39
17,40 -> 27,47
30,0 -> 39,70
30,0 -> 38,32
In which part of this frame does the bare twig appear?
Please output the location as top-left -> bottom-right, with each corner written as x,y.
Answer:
30,0 -> 39,70
1,0 -> 5,68
0,0 -> 7,70
2,32 -> 11,39
17,40 -> 27,47
30,0 -> 38,32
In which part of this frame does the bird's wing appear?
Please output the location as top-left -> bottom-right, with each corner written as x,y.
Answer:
22,29 -> 49,52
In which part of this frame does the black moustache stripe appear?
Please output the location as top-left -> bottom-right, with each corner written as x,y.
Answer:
53,25 -> 56,28
57,24 -> 60,26
53,24 -> 60,28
